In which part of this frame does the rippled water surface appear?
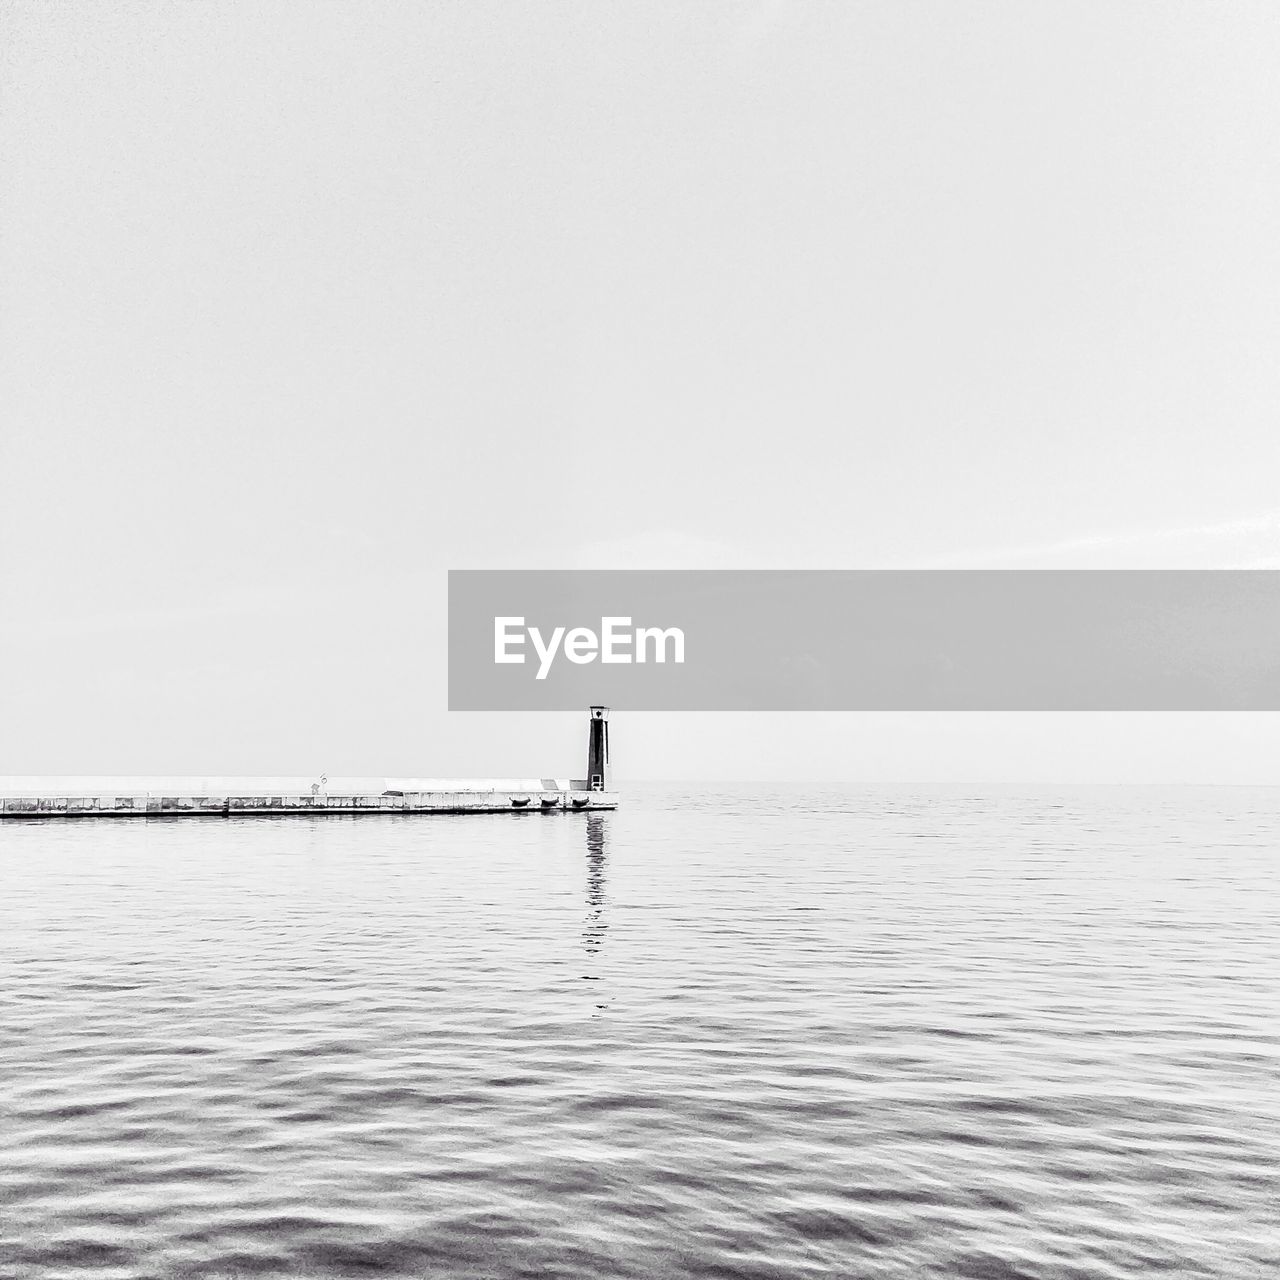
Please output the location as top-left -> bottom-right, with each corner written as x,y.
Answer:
2,785 -> 1278,1279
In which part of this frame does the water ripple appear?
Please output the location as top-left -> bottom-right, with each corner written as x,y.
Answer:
2,785 -> 1278,1278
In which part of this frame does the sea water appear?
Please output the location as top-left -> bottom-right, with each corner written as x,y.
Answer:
2,785 -> 1277,1278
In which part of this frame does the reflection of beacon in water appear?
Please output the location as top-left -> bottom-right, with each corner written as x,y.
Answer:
587,705 -> 609,792
583,811 -> 608,959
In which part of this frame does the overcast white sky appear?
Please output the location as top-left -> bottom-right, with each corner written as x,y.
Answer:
3,2 -> 1280,782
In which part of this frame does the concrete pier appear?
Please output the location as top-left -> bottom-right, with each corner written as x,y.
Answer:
0,782 -> 617,819
1,710 -> 619,819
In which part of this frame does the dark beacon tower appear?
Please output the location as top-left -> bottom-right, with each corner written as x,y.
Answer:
587,706 -> 609,791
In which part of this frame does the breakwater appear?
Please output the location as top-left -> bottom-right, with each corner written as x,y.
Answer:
0,783 -> 616,818
0,708 -> 619,818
